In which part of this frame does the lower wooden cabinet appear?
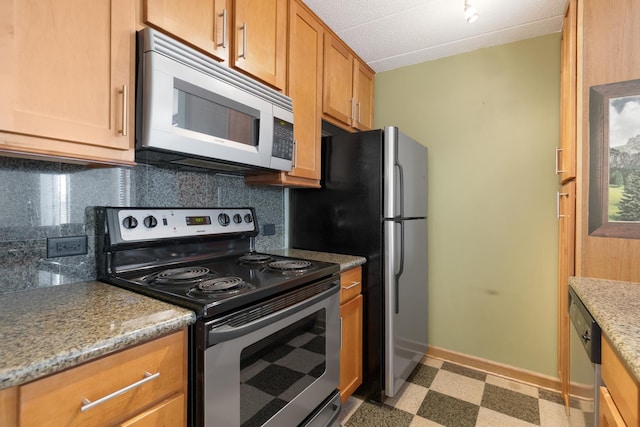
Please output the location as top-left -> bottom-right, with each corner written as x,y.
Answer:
601,335 -> 639,427
120,393 -> 186,427
599,386 -> 627,427
339,266 -> 363,403
0,386 -> 17,427
17,329 -> 187,427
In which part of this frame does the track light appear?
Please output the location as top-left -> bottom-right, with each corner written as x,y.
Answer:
464,1 -> 479,23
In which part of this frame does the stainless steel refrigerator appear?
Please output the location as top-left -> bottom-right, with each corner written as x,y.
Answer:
289,126 -> 428,402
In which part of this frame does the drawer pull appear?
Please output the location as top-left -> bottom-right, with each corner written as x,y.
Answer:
80,371 -> 160,412
342,281 -> 360,290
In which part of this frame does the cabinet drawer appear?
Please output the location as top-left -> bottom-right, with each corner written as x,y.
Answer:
20,330 -> 186,427
602,336 -> 639,427
340,266 -> 362,304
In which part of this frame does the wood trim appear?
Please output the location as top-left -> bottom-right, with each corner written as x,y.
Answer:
427,345 -> 562,393
0,132 -> 136,166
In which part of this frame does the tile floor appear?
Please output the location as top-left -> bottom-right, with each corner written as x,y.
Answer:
337,355 -> 588,426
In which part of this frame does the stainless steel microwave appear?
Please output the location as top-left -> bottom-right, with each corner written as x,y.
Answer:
135,28 -> 294,173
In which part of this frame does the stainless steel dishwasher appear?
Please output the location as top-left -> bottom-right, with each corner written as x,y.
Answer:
568,287 -> 602,427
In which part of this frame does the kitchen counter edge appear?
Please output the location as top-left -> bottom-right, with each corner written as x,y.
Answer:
569,276 -> 640,382
0,280 -> 196,390
270,248 -> 366,271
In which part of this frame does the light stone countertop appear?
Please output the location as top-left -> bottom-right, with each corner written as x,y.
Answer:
0,281 -> 195,390
569,276 -> 640,382
270,248 -> 366,271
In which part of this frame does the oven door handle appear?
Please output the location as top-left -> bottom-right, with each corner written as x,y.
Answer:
207,281 -> 339,346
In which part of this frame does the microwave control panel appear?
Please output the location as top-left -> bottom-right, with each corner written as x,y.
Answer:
272,118 -> 294,160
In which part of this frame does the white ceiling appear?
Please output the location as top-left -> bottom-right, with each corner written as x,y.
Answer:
303,0 -> 567,73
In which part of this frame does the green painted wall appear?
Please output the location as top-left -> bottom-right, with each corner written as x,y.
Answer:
374,34 -> 561,377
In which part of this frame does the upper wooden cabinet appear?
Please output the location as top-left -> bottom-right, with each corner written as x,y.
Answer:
233,0 -> 287,90
0,0 -> 136,166
144,0 -> 231,63
144,0 -> 287,90
323,33 -> 374,131
557,0 -> 577,183
245,0 -> 323,188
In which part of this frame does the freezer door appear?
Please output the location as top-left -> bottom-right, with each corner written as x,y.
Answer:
384,217 -> 428,397
383,126 -> 428,219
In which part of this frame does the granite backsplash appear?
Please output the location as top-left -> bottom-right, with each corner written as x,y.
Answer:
0,157 -> 285,294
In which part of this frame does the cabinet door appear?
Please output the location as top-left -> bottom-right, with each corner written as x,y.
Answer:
287,0 -> 323,181
233,0 -> 287,90
0,0 -> 135,165
353,60 -> 374,131
244,0 -> 322,188
557,0 -> 577,182
144,0 -> 230,63
339,293 -> 363,404
557,180 -> 575,408
323,34 -> 354,127
599,387 -> 627,427
602,335 -> 640,427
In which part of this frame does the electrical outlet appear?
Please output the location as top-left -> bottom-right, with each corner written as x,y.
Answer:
262,224 -> 276,236
47,235 -> 88,258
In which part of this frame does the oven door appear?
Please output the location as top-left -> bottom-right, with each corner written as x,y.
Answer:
202,282 -> 340,427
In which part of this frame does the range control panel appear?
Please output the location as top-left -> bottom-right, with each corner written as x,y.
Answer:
106,208 -> 258,243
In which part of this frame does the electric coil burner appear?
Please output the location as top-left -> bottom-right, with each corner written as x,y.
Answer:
96,207 -> 342,427
238,253 -> 273,264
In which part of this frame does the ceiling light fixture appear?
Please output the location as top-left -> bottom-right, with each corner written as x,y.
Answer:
464,1 -> 479,23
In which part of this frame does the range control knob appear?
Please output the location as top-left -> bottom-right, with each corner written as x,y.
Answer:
144,215 -> 158,228
233,214 -> 242,224
218,213 -> 230,226
122,216 -> 138,229
244,214 -> 253,223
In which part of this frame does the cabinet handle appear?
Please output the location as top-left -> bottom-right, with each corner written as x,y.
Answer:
342,281 -> 360,290
555,147 -> 566,174
340,317 -> 343,349
80,371 -> 160,412
556,192 -> 568,219
357,102 -> 362,123
349,98 -> 354,123
119,85 -> 128,137
218,9 -> 227,48
239,22 -> 247,59
292,139 -> 297,168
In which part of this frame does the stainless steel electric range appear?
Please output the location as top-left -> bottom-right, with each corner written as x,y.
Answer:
96,207 -> 342,427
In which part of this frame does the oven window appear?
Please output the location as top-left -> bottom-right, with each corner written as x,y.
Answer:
239,310 -> 327,427
172,79 -> 259,147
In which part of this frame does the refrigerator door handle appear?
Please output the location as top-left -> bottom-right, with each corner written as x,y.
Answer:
395,144 -> 405,218
394,220 -> 405,314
